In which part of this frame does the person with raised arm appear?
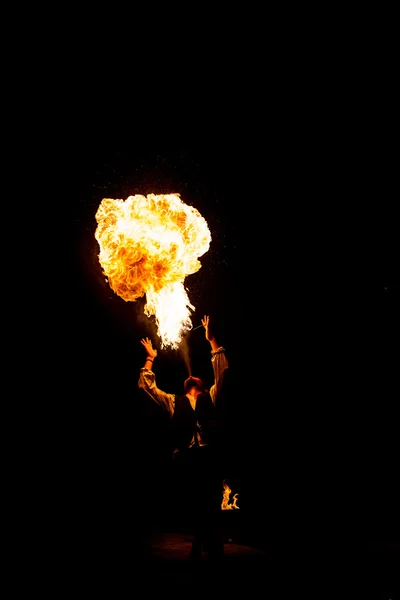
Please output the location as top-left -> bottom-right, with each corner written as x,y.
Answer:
138,315 -> 229,561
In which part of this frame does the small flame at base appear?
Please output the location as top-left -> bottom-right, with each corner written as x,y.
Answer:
221,480 -> 239,510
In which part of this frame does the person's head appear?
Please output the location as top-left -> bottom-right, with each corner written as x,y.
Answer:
183,375 -> 208,395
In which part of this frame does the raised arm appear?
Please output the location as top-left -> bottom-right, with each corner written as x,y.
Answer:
138,337 -> 174,415
201,315 -> 229,404
140,337 -> 158,370
201,315 -> 219,352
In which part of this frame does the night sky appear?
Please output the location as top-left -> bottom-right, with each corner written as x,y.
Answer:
58,141 -> 398,556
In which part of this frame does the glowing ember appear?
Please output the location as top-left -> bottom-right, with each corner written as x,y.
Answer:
95,193 -> 211,349
221,480 -> 239,510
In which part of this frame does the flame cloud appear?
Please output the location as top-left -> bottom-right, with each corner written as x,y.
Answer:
95,193 -> 211,349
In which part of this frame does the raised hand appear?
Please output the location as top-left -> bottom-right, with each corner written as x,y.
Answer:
201,315 -> 213,342
140,337 -> 158,359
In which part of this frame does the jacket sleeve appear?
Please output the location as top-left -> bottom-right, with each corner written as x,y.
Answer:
138,368 -> 175,415
209,347 -> 229,405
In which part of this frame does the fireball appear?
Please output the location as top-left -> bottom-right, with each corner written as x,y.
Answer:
95,193 -> 211,349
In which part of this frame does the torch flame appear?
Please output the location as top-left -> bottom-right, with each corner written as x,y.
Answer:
95,193 -> 211,349
221,480 -> 240,510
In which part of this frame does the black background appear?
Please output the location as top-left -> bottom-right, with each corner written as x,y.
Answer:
7,19 -> 397,595
24,120 -> 397,568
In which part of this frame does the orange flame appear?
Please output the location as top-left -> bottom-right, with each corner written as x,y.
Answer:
95,194 -> 211,349
221,480 -> 240,510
